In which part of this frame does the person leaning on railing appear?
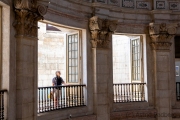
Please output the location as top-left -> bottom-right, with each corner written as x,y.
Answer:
52,71 -> 66,107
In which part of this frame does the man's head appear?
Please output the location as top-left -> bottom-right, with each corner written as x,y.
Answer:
56,71 -> 61,77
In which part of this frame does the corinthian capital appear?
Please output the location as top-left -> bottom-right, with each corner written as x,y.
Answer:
14,0 -> 37,11
149,23 -> 178,50
13,0 -> 48,38
89,16 -> 118,48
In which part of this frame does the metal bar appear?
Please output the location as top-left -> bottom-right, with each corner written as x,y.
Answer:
117,84 -> 119,102
66,86 -> 68,108
50,88 -> 52,110
2,92 -> 3,119
80,85 -> 82,105
38,88 -> 40,113
61,86 -> 62,109
120,84 -> 122,102
37,85 -> 86,113
0,90 -> 7,120
126,84 -> 128,102
178,82 -> 180,100
69,86 -> 70,107
82,85 -> 85,105
46,88 -> 48,111
44,88 -> 46,112
77,86 -> 79,106
113,83 -> 147,103
138,84 -> 140,101
76,86 -> 78,106
114,85 -> 116,102
53,87 -> 54,110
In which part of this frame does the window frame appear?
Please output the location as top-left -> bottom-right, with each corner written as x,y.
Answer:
66,32 -> 82,84
130,36 -> 143,83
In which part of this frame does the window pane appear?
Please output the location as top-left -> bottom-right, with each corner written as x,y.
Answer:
67,34 -> 79,83
69,36 -> 72,43
131,38 -> 141,81
69,52 -> 71,58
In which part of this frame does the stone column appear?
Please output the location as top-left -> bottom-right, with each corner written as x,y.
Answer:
13,1 -> 47,119
89,16 -> 117,120
149,23 -> 178,120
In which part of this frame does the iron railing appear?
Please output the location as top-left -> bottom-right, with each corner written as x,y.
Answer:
38,84 -> 86,113
176,82 -> 180,101
113,83 -> 146,103
0,90 -> 7,120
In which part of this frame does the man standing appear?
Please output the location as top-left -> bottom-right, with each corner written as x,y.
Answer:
52,71 -> 65,107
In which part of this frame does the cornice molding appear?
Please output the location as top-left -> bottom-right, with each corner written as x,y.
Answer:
13,0 -> 48,38
89,16 -> 118,48
47,9 -> 89,22
149,23 -> 178,50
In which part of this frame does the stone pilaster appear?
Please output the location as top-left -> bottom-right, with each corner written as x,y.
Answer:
149,23 -> 178,120
89,16 -> 117,120
13,0 -> 47,119
89,16 -> 118,48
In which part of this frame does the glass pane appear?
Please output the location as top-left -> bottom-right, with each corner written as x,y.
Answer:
73,66 -> 75,74
68,34 -> 79,83
75,59 -> 78,66
69,36 -> 72,43
76,75 -> 78,81
131,38 -> 140,81
72,43 -> 75,50
75,35 -> 78,42
76,67 -> 78,74
69,59 -> 71,66
69,44 -> 71,51
75,43 -> 78,50
75,51 -> 77,58
72,59 -> 75,66
69,75 -> 71,82
69,68 -> 72,74
69,52 -> 71,58
72,35 -> 74,42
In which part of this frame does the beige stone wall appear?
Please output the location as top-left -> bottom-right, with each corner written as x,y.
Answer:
38,22 -> 66,87
113,35 -> 131,83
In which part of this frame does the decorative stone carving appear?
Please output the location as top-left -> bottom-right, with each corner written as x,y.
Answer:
14,0 -> 36,10
136,1 -> 149,9
156,1 -> 165,9
170,2 -> 179,10
89,16 -> 118,48
149,23 -> 178,50
13,0 -> 48,38
110,0 -> 118,3
97,0 -> 106,3
108,0 -> 119,6
122,0 -> 134,8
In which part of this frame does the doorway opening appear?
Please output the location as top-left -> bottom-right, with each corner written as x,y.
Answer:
37,22 -> 86,113
112,34 -> 147,103
175,36 -> 180,101
38,22 -> 82,87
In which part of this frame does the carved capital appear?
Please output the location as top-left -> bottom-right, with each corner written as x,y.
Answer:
14,0 -> 48,38
89,16 -> 118,48
149,23 -> 178,50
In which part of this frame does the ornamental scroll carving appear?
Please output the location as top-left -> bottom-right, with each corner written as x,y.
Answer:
13,0 -> 48,38
89,16 -> 118,48
149,23 -> 178,50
